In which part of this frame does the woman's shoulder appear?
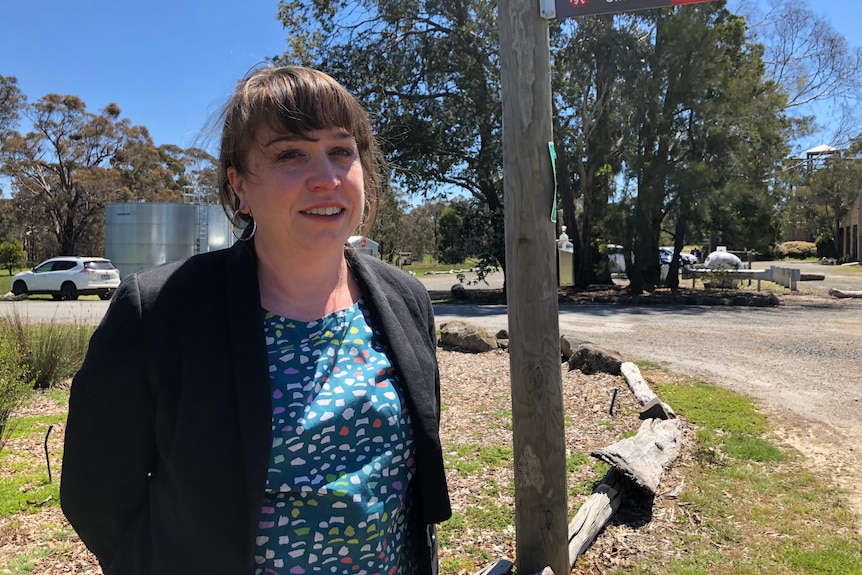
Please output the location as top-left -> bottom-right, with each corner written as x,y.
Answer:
351,252 -> 426,292
126,243 -> 251,301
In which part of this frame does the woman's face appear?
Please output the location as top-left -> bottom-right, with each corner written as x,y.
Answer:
228,124 -> 365,258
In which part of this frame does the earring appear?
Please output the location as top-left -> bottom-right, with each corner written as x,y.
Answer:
230,210 -> 256,241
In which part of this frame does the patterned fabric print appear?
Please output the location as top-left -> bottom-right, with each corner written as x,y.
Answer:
254,301 -> 416,575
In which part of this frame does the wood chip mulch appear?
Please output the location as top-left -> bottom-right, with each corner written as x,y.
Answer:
1,350 -> 696,575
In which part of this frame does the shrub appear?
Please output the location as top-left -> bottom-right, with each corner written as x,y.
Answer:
0,310 -> 92,390
0,240 -> 26,276
0,328 -> 32,453
776,241 -> 817,259
815,235 -> 837,259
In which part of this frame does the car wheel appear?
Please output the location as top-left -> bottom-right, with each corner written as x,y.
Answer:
99,291 -> 113,301
11,280 -> 28,296
60,282 -> 79,301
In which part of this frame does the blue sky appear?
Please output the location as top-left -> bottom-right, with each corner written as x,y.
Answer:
3,0 -> 287,153
3,0 -> 861,157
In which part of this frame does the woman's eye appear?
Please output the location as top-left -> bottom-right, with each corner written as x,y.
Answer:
331,147 -> 356,158
277,150 -> 302,161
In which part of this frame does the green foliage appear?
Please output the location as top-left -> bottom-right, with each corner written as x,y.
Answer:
0,328 -> 32,453
438,206 -> 466,264
0,75 -> 24,138
777,241 -> 817,259
0,310 -> 93,391
0,239 -> 26,275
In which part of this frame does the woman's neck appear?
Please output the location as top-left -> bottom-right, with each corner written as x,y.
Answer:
254,247 -> 359,321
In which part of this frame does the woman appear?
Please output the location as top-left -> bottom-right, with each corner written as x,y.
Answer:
61,65 -> 451,575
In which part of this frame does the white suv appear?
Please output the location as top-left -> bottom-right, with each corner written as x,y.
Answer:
12,257 -> 120,301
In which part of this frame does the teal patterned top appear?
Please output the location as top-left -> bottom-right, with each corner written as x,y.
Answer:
253,300 -> 416,575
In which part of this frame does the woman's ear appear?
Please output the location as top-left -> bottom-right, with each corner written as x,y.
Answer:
227,167 -> 250,214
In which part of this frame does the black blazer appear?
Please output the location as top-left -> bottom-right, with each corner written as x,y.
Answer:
61,241 -> 451,575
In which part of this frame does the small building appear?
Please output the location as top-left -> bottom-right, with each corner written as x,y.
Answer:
838,191 -> 861,262
347,236 -> 380,258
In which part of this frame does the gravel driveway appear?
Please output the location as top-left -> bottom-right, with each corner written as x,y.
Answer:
432,261 -> 862,520
432,261 -> 862,424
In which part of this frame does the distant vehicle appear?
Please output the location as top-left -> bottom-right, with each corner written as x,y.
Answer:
660,247 -> 697,267
12,257 -> 120,301
607,245 -> 695,273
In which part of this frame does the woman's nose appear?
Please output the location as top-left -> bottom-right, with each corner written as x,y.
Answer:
307,154 -> 340,190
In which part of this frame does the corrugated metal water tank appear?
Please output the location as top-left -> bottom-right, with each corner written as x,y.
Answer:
105,203 -> 197,278
196,204 -> 233,254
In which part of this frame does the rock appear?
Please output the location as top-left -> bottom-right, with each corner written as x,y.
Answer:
439,320 -> 498,353
451,284 -> 469,300
560,335 -> 574,361
567,343 -> 623,375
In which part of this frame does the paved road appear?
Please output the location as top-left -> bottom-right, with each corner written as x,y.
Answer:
4,261 -> 860,428
434,261 -> 862,428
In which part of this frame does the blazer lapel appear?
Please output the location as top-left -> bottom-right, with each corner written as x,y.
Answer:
347,251 -> 436,420
224,241 -> 271,546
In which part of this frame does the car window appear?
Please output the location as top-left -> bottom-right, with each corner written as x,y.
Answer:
53,261 -> 78,271
85,261 -> 115,270
33,262 -> 54,273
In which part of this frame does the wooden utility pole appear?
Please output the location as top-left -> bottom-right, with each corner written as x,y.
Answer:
498,1 -> 568,574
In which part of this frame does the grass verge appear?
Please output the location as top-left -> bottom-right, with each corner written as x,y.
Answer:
608,364 -> 862,575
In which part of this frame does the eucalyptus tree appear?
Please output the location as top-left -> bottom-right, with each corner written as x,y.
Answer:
400,199 -> 446,263
623,2 -> 787,291
276,0 -> 506,271
734,0 -> 862,148
798,138 -> 862,253
111,126 -> 183,203
0,95 -> 132,256
0,76 -> 24,141
551,15 -> 640,287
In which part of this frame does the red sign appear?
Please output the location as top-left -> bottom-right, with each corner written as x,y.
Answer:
552,0 -> 714,19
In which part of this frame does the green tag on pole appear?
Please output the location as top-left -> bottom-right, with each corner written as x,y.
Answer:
549,142 -> 557,222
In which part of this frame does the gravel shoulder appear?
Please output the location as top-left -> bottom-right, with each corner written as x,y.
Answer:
432,266 -> 862,525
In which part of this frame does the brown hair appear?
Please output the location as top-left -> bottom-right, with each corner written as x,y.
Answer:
217,65 -> 382,236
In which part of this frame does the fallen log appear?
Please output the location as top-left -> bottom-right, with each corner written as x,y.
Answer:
592,418 -> 684,494
473,364 -> 683,575
621,362 -> 676,418
567,468 -> 627,562
474,559 -> 514,574
829,288 -> 862,299
471,559 -> 552,575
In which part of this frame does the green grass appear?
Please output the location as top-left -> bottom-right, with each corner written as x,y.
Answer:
444,444 -> 514,477
0,409 -> 63,517
401,256 -> 484,276
603,366 -> 862,575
